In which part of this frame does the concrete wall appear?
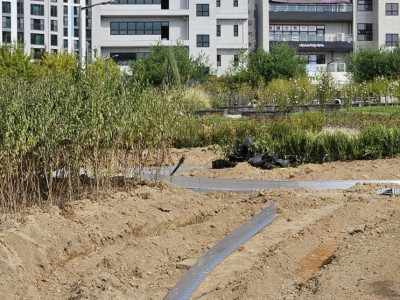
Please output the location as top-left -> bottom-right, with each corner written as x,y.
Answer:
377,0 -> 400,48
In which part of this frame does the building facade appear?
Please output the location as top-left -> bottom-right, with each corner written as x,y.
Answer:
257,0 -> 353,73
0,0 -> 249,75
0,0 -> 92,57
355,0 -> 400,50
2,1 -> 400,77
256,0 -> 400,74
90,0 -> 249,75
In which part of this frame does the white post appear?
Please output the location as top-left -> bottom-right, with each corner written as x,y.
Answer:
79,1 -> 87,64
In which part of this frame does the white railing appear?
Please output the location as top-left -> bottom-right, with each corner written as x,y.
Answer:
270,4 -> 352,13
270,33 -> 353,43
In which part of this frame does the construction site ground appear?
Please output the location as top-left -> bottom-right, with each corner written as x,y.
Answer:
1,145 -> 400,300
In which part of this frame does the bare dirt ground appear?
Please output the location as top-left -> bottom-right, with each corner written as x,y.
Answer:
1,143 -> 400,299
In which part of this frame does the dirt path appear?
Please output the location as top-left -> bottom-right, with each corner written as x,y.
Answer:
0,147 -> 399,300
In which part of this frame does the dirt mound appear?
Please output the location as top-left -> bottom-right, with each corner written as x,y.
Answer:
181,156 -> 400,181
1,148 -> 400,299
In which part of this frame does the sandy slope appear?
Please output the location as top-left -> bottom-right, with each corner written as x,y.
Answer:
0,147 -> 399,300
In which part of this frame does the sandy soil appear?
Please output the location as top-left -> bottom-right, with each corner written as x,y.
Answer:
1,145 -> 400,300
180,157 -> 400,181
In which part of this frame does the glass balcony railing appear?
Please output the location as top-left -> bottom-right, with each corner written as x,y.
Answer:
269,33 -> 353,43
270,4 -> 353,13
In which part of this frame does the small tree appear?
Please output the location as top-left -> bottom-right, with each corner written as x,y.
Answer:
356,81 -> 370,103
129,42 -> 211,85
227,43 -> 307,86
347,45 -> 400,82
288,75 -> 316,107
265,78 -> 291,112
162,48 -> 181,87
341,81 -> 358,110
315,68 -> 336,105
370,76 -> 392,104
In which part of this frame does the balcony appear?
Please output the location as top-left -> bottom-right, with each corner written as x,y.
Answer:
270,33 -> 353,51
270,4 -> 353,22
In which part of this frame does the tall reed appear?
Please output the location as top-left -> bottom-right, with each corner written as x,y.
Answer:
0,64 -> 184,212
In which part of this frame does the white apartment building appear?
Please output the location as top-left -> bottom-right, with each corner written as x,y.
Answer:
89,0 -> 249,75
0,0 -> 92,57
3,1 -> 399,77
355,0 -> 400,49
257,0 -> 353,73
256,0 -> 400,75
1,0 -> 248,76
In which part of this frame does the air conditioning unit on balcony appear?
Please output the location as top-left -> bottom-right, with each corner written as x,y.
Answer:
328,63 -> 336,72
338,63 -> 346,72
337,33 -> 345,42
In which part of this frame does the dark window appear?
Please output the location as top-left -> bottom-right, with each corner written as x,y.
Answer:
2,2 -> 11,13
357,0 -> 372,11
196,4 -> 209,16
110,21 -> 168,36
136,22 -> 144,34
216,0 -> 220,7
217,54 -> 221,66
153,22 -> 161,34
31,4 -> 44,16
86,29 -> 92,38
357,23 -> 373,41
110,52 -> 149,65
145,22 -> 152,34
234,0 -> 238,7
51,5 -> 58,17
64,28 -> 68,36
31,33 -> 45,45
64,5 -> 68,15
197,34 -> 209,47
161,22 -> 169,39
17,18 -> 24,30
298,54 -> 325,65
51,20 -> 58,31
161,0 -> 169,9
17,2 -> 24,14
31,19 -> 44,31
51,35 -> 58,46
234,25 -> 238,36
17,32 -> 24,42
33,48 -> 44,59
386,3 -> 398,15
64,39 -> 68,48
386,34 -> 398,46
110,22 -> 119,34
2,31 -> 11,43
316,54 -> 325,64
216,25 -> 221,36
2,17 -> 11,28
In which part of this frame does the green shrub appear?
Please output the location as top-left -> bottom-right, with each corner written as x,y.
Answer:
180,87 -> 212,112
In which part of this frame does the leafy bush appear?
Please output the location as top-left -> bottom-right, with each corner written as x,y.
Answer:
180,87 -> 212,112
